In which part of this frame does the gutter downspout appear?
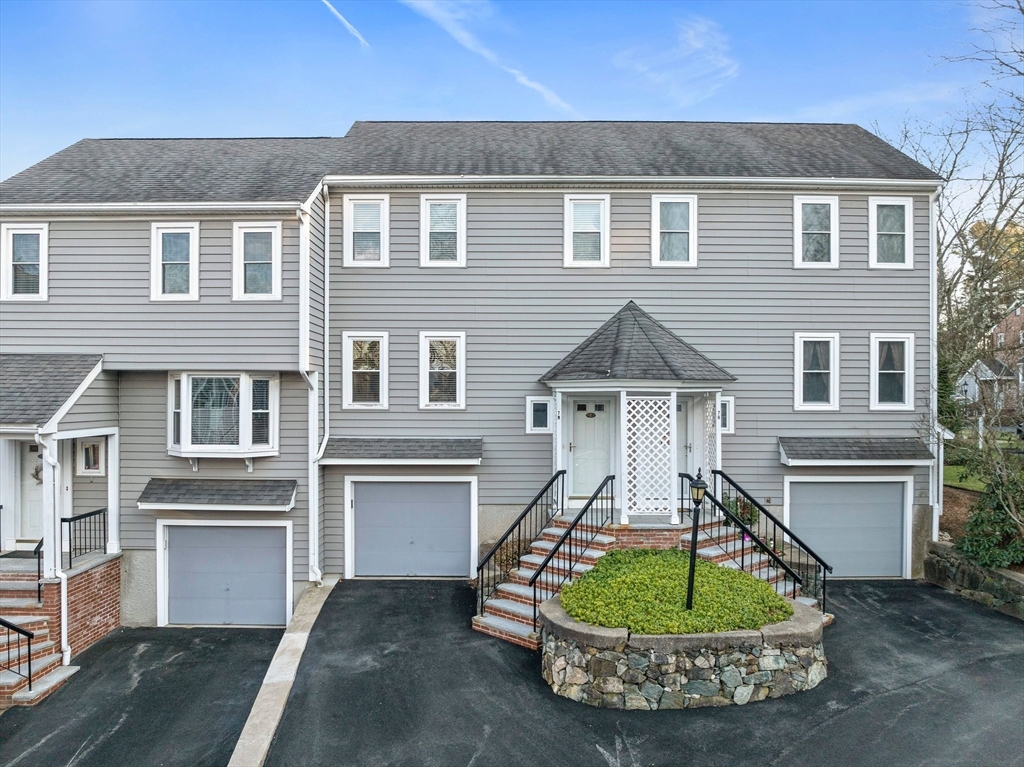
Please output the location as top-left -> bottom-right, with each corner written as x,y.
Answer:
929,186 -> 944,541
35,432 -> 71,665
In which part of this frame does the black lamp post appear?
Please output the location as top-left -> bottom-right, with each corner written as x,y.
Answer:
685,469 -> 707,611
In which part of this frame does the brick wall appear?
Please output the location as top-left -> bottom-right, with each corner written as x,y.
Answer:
608,526 -> 684,550
38,556 -> 121,659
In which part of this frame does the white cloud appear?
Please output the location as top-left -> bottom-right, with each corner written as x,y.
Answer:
793,83 -> 959,121
321,0 -> 370,48
614,17 -> 739,108
399,0 -> 575,113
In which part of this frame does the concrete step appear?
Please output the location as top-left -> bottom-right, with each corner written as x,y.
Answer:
539,527 -> 617,550
0,616 -> 50,634
0,650 -> 63,688
518,553 -> 594,573
482,598 -> 536,626
11,665 -> 80,705
548,516 -> 611,534
795,596 -> 820,607
507,566 -> 581,591
495,581 -> 556,606
0,581 -> 41,593
0,597 -> 44,610
529,538 -> 607,564
471,614 -> 540,650
0,630 -> 53,653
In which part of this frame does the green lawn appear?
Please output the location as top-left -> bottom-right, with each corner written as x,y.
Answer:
944,465 -> 987,493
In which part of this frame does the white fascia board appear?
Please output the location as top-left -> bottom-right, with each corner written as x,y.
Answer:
782,457 -> 934,467
0,201 -> 302,213
0,425 -> 40,435
322,175 -> 943,190
319,457 -> 482,466
41,359 -> 104,433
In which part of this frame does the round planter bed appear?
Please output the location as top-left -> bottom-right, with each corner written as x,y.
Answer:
539,596 -> 826,710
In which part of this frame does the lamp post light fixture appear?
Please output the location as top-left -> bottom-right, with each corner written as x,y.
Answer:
686,469 -> 708,611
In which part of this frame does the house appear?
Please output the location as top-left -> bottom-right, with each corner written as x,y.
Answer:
1,121 -> 945,689
956,302 -> 1024,418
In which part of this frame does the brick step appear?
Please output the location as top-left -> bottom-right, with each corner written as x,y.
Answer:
529,538 -> 608,564
0,573 -> 41,583
0,597 -> 44,610
471,615 -> 540,651
494,581 -> 556,606
0,637 -> 56,661
0,616 -> 50,634
538,527 -> 617,550
0,650 -> 63,689
10,665 -> 80,707
482,598 -> 536,627
506,566 -> 581,591
518,553 -> 595,575
548,515 -> 612,534
0,626 -> 50,652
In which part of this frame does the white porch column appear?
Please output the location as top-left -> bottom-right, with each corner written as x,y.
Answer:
107,430 -> 120,554
669,391 -> 679,525
38,434 -> 58,579
618,390 -> 628,524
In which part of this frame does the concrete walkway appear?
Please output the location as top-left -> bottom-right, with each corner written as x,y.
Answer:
265,579 -> 1024,767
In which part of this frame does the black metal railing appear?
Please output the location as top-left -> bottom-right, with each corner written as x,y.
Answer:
1,617 -> 34,692
681,473 -> 806,608
528,475 -> 615,630
34,538 -> 43,602
712,469 -> 833,612
60,508 -> 107,570
476,471 -> 566,616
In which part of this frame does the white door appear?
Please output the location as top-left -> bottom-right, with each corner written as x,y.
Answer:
570,399 -> 613,497
676,398 -> 693,477
19,442 -> 44,541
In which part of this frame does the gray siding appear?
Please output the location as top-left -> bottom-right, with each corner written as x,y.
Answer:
118,371 -> 310,581
328,188 -> 933,509
72,460 -> 108,516
0,217 -> 302,370
58,371 -> 118,431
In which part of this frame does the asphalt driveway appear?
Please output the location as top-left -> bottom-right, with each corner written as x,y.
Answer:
267,579 -> 1024,767
0,626 -> 281,767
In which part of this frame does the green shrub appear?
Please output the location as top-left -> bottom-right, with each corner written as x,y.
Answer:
560,548 -> 793,635
956,449 -> 1024,568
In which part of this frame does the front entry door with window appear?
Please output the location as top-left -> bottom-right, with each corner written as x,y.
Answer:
570,399 -> 613,497
19,442 -> 44,542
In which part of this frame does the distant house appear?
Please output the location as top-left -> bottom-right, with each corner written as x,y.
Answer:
956,302 -> 1024,416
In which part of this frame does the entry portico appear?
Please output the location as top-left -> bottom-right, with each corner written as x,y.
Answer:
540,302 -> 735,524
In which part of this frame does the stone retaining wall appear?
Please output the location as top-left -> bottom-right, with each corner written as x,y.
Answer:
539,597 -> 826,710
924,541 -> 1024,620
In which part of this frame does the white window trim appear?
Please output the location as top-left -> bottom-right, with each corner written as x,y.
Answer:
869,196 -> 914,269
343,194 -> 390,268
720,395 -> 735,435
76,437 -> 106,476
231,221 -> 282,300
526,396 -> 555,434
794,332 -> 840,411
651,194 -> 698,267
419,194 -> 467,268
419,331 -> 466,410
0,222 -> 48,301
151,222 -> 199,301
167,372 -> 280,458
870,332 -> 915,411
563,194 -> 611,268
793,195 -> 839,268
342,331 -> 389,410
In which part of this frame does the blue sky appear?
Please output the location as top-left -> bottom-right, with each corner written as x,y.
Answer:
0,0 -> 992,180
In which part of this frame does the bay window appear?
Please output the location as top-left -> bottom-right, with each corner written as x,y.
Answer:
168,372 -> 279,456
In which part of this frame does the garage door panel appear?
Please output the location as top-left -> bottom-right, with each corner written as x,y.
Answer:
789,482 -> 904,578
168,526 -> 287,626
354,482 -> 472,577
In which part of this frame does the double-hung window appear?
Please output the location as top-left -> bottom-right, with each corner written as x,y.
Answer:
870,333 -> 914,410
564,194 -> 610,267
651,195 -> 697,266
1,223 -> 48,301
342,332 -> 389,409
419,332 -> 466,409
420,194 -> 466,267
869,197 -> 913,269
344,195 -> 389,267
232,222 -> 282,300
168,372 -> 279,456
151,222 -> 199,300
793,196 -> 839,267
794,333 -> 840,411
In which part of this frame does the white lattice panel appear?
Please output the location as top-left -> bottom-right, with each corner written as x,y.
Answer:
704,395 -> 718,473
625,396 -> 673,515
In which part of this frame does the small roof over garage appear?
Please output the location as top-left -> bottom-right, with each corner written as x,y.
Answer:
137,478 -> 298,511
779,437 -> 934,466
0,353 -> 102,428
321,437 -> 483,465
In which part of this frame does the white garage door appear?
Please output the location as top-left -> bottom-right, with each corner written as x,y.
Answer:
167,525 -> 288,626
353,482 -> 472,577
789,481 -> 906,578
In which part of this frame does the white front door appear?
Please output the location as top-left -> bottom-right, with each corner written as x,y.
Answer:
676,397 -> 693,477
19,442 -> 44,541
570,399 -> 613,497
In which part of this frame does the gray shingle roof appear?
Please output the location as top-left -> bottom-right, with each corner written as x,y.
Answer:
336,121 -> 942,180
323,437 -> 483,461
540,302 -> 734,383
779,437 -> 934,462
978,358 -> 1016,379
0,138 -> 349,205
137,478 -> 298,507
0,354 -> 102,426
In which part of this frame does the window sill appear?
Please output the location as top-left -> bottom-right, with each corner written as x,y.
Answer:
651,260 -> 698,268
150,296 -> 199,303
868,263 -> 914,271
793,404 -> 840,412
793,262 -> 839,269
869,404 -> 915,412
231,295 -> 283,302
342,404 -> 389,411
418,404 -> 466,411
168,447 -> 280,459
1,295 -> 48,302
